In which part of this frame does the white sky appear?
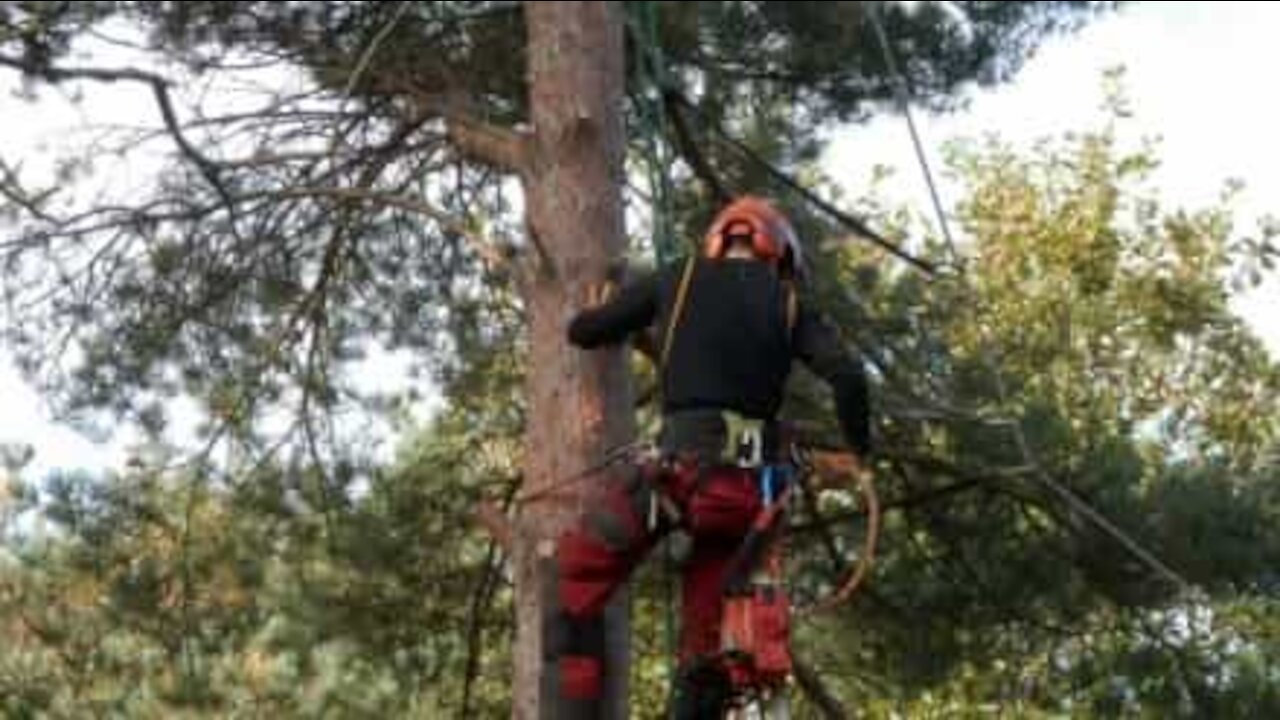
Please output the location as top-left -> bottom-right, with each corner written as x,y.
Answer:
2,1 -> 1277,481
826,1 -> 1280,347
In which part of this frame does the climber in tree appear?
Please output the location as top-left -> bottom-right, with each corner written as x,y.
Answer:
547,195 -> 872,719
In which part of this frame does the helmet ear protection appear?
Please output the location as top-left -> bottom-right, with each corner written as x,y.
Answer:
714,218 -> 779,261
702,196 -> 801,277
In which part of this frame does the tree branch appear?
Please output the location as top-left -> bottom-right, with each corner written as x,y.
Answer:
474,500 -> 514,553
0,53 -> 237,213
662,89 -> 731,204
460,538 -> 503,716
791,653 -> 849,719
790,451 -> 1043,536
254,186 -> 509,270
0,158 -> 57,223
0,53 -> 163,85
461,481 -> 518,716
445,111 -> 531,175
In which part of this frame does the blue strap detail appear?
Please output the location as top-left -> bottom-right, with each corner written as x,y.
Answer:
761,466 -> 775,505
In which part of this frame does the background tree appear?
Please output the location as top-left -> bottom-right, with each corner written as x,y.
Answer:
786,86 -> 1280,716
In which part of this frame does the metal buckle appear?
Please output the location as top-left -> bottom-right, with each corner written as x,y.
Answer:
735,425 -> 764,468
721,410 -> 766,468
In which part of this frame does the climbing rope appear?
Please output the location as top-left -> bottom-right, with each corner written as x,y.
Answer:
866,1 -> 960,262
797,453 -> 881,617
624,3 -> 702,707
513,440 -> 649,506
626,0 -> 682,266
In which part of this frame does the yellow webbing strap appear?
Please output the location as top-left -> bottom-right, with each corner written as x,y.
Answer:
660,254 -> 698,368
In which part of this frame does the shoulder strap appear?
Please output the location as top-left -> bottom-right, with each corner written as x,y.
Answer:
662,258 -> 798,368
660,254 -> 698,369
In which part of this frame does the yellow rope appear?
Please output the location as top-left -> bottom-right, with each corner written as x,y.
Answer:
660,255 -> 698,368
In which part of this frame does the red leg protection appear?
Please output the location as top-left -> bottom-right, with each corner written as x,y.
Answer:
678,467 -> 763,663
559,655 -> 604,699
548,469 -> 662,710
556,467 -> 661,613
680,540 -> 735,662
685,467 -> 762,539
558,529 -> 633,617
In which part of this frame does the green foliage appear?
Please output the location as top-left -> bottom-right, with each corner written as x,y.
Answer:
0,1 -> 1105,446
780,87 -> 1280,714
0,421 -> 517,716
947,125 -> 1278,466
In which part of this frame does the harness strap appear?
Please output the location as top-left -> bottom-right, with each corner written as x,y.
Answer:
660,254 -> 698,369
659,256 -> 799,372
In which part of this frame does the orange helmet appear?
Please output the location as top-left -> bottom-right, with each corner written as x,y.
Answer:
702,196 -> 803,277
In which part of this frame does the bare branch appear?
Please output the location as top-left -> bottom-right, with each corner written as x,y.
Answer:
662,89 -> 731,204
791,653 -> 849,719
475,500 -> 514,552
301,320 -> 340,553
460,537 -> 504,716
446,111 -> 532,175
0,53 -> 162,86
0,158 -> 57,223
790,477 -> 981,537
217,148 -> 369,170
256,186 -> 509,270
0,53 -> 236,212
341,1 -> 414,101
461,480 -> 518,716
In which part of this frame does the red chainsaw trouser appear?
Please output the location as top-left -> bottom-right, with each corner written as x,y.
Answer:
546,457 -> 763,711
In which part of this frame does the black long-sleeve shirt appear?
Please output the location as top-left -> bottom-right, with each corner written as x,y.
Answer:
567,257 -> 871,456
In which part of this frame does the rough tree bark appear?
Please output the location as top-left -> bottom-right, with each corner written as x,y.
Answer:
512,3 -> 632,719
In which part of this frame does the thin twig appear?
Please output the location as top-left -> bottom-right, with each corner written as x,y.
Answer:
255,186 -> 508,269
791,653 -> 849,719
0,53 -> 237,215
460,482 -> 518,717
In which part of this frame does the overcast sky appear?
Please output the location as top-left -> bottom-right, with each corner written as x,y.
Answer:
826,1 -> 1280,347
2,1 -> 1276,481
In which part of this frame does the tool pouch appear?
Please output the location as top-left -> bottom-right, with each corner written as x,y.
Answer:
720,581 -> 792,689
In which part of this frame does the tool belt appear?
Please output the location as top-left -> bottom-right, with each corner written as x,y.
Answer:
658,408 -> 790,468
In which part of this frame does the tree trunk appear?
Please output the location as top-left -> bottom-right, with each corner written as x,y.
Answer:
514,3 -> 631,719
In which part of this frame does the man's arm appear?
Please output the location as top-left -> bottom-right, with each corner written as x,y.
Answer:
792,298 -> 872,458
567,270 -> 660,348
